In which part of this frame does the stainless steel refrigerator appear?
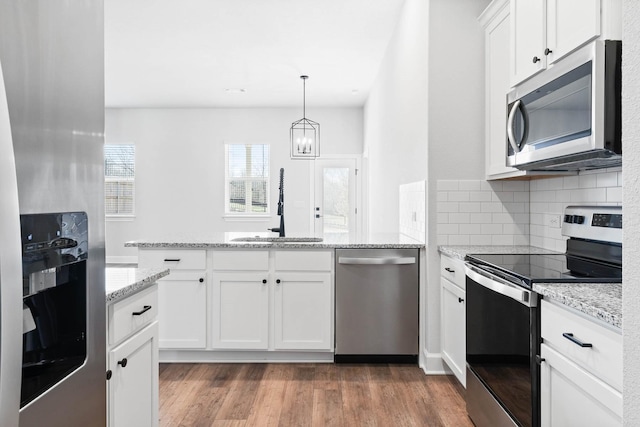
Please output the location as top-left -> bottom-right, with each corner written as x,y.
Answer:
0,1 -> 106,426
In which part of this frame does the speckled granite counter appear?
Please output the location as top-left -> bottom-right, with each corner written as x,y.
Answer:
534,282 -> 621,329
438,245 -> 560,260
106,267 -> 170,304
125,232 -> 425,249
438,245 -> 621,329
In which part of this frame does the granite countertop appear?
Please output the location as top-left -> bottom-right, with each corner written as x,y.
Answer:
534,282 -> 622,329
438,245 -> 621,329
125,232 -> 425,249
438,245 -> 560,260
106,267 -> 170,304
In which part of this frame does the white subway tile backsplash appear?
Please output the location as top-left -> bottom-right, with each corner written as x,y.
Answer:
448,191 -> 470,202
481,202 -> 503,213
437,169 -> 622,252
459,202 -> 482,213
438,180 -> 459,191
459,180 -> 482,191
437,191 -> 448,202
470,192 -> 493,202
448,235 -> 470,245
607,187 -> 622,203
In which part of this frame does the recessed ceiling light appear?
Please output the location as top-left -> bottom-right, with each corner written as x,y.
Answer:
224,88 -> 246,94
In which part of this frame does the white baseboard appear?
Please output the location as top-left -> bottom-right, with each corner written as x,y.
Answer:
106,255 -> 138,265
159,350 -> 335,363
420,348 -> 450,375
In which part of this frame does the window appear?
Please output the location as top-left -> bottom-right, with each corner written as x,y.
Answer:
225,144 -> 270,214
104,145 -> 135,216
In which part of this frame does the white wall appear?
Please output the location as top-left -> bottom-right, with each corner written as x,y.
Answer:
105,107 -> 363,261
364,0 -> 429,235
622,0 -> 640,423
424,0 -> 490,371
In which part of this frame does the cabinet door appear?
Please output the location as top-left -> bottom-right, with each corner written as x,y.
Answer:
511,0 -> 546,85
485,5 -> 524,179
157,272 -> 207,349
540,344 -> 622,426
546,0 -> 600,64
212,273 -> 269,350
273,272 -> 333,351
441,278 -> 466,387
108,322 -> 159,427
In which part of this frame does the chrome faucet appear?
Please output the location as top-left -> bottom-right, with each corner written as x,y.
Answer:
268,168 -> 285,237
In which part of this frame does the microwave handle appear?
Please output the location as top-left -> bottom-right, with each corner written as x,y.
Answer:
507,99 -> 522,153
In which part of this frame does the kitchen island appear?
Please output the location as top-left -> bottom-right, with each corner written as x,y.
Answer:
126,233 -> 425,364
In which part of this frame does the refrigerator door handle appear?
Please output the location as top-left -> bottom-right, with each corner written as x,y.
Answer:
0,57 -> 24,426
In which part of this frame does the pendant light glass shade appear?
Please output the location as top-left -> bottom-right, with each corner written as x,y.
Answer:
290,75 -> 320,159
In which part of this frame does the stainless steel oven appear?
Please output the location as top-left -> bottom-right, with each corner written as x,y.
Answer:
465,265 -> 539,427
464,206 -> 622,427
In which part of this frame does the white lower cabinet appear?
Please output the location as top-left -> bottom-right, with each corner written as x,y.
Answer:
211,249 -> 333,352
107,284 -> 159,427
273,272 -> 332,350
108,322 -> 159,427
212,272 -> 269,349
441,278 -> 466,386
138,249 -> 207,349
540,344 -> 621,426
440,254 -> 466,387
540,300 -> 622,426
157,272 -> 207,349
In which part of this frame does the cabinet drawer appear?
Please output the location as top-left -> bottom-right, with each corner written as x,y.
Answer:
541,300 -> 621,391
138,249 -> 206,270
212,250 -> 269,270
275,250 -> 332,271
109,285 -> 158,346
441,255 -> 465,290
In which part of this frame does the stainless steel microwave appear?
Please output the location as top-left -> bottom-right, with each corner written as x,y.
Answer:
507,40 -> 621,171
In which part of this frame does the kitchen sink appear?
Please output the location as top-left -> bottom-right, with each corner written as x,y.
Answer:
230,236 -> 323,243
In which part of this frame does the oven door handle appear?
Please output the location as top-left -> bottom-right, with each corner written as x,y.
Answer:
465,265 -> 537,307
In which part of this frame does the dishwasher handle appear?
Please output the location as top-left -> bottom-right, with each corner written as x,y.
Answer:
338,256 -> 416,265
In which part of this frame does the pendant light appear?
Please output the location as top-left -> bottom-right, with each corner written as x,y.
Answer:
290,75 -> 320,159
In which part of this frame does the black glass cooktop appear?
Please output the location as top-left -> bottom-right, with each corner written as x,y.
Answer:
466,253 -> 622,287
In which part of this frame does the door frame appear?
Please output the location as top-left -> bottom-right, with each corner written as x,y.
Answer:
309,155 -> 363,241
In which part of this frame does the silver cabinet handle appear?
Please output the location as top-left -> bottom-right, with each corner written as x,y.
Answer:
338,257 -> 416,265
444,267 -> 455,273
507,99 -> 522,154
465,264 -> 536,307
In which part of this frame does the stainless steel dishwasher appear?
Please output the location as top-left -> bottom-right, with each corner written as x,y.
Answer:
335,248 -> 419,363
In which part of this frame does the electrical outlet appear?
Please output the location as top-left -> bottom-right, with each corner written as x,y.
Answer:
545,214 -> 562,228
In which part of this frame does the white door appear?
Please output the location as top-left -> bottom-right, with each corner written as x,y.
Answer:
313,158 -> 359,241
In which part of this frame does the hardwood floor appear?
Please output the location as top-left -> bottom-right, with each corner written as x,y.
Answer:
159,363 -> 473,427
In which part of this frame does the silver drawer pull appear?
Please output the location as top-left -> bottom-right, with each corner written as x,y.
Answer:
164,258 -> 181,262
562,332 -> 593,348
444,267 -> 455,273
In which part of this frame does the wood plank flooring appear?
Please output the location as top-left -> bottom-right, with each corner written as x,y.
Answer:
159,363 -> 472,427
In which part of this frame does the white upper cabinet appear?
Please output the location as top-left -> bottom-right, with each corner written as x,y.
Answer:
481,0 -> 528,180
510,0 -> 546,85
510,0 -> 620,86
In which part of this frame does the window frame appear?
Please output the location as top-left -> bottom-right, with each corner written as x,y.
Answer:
104,144 -> 136,218
224,143 -> 271,218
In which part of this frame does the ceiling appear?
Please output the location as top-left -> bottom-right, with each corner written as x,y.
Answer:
105,0 -> 406,108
